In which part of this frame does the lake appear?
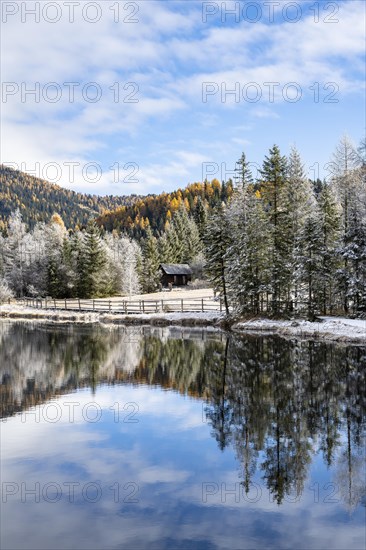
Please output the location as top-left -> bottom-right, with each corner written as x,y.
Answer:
0,322 -> 365,550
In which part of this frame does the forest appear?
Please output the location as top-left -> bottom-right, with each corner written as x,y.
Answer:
0,165 -> 138,231
0,136 -> 365,318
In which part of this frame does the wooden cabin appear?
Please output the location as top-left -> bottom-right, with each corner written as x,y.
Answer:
160,263 -> 192,287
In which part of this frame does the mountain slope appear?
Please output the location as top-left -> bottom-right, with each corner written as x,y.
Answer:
0,165 -> 139,230
0,165 -> 234,237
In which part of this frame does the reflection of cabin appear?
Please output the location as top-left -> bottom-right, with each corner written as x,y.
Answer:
160,264 -> 192,287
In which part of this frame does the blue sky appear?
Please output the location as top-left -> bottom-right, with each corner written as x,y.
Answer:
1,0 -> 365,195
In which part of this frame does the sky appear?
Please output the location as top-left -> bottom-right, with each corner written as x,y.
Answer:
1,0 -> 365,196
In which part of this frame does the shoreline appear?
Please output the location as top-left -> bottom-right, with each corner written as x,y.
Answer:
0,305 -> 365,343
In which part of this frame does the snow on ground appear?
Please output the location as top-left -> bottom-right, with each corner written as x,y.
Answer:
233,316 -> 366,343
0,304 -> 223,326
1,302 -> 365,342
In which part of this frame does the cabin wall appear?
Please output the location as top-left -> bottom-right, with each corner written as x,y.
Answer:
161,273 -> 191,287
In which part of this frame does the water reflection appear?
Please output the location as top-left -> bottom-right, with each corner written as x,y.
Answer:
0,322 -> 365,549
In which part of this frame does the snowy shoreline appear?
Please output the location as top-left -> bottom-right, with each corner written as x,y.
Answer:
0,305 -> 223,327
232,316 -> 366,343
0,305 -> 365,342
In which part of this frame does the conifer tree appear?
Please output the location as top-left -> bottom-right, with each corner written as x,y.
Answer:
227,188 -> 272,313
235,152 -> 253,190
141,227 -> 160,293
77,221 -> 107,298
204,204 -> 231,314
259,145 -> 292,312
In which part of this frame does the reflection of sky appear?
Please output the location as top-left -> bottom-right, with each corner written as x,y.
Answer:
1,385 -> 365,550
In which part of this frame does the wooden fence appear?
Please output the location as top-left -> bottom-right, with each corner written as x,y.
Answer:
18,296 -> 223,314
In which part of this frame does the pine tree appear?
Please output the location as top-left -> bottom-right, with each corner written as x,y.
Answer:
235,152 -> 253,190
295,208 -> 323,319
141,227 -> 160,293
204,204 -> 231,314
331,136 -> 359,312
259,145 -> 292,312
317,184 -> 341,313
288,147 -> 316,307
193,196 -> 207,238
227,188 -> 272,313
159,231 -> 174,263
77,221 -> 107,298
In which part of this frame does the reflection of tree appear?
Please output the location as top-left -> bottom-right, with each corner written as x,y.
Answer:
333,346 -> 366,512
0,323 -> 365,510
204,338 -> 232,451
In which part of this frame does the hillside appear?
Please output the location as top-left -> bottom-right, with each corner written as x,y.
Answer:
96,179 -> 233,238
0,165 -> 139,231
0,164 -> 234,237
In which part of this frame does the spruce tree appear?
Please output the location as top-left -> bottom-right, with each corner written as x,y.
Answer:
227,188 -> 272,313
259,145 -> 292,312
235,152 -> 253,190
77,221 -> 107,298
141,227 -> 160,293
317,184 -> 341,313
193,196 -> 207,238
204,204 -> 231,314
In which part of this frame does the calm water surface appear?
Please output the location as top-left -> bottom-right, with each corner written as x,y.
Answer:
0,322 -> 365,550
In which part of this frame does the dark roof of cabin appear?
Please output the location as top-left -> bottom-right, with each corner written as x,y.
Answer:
160,263 -> 193,275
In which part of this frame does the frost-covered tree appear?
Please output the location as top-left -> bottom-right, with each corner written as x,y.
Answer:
295,207 -> 323,319
259,145 -> 292,312
105,234 -> 141,296
141,227 -> 160,293
3,210 -> 27,296
288,147 -> 317,306
316,184 -> 341,314
204,204 -> 231,314
331,136 -> 363,312
77,221 -> 107,298
0,278 -> 13,303
235,152 -> 253,190
227,187 -> 272,313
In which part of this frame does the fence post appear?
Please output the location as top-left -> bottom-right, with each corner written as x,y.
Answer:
93,299 -> 95,311
109,300 -> 111,313
161,300 -> 164,312
202,298 -> 204,312
181,299 -> 183,312
78,298 -> 81,311
65,299 -> 67,310
54,299 -> 56,310
142,300 -> 145,313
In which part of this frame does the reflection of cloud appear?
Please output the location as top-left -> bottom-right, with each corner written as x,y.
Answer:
2,382 -> 365,550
